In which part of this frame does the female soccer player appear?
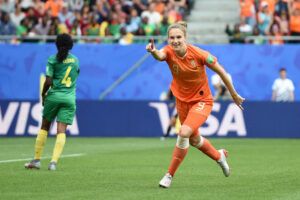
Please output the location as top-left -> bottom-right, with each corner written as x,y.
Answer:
146,22 -> 245,188
25,33 -> 80,171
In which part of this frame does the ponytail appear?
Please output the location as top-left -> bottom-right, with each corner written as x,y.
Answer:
55,33 -> 73,63
56,46 -> 69,63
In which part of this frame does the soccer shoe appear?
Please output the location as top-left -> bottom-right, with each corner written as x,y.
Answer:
159,173 -> 173,188
48,162 -> 57,171
217,149 -> 230,177
24,159 -> 41,169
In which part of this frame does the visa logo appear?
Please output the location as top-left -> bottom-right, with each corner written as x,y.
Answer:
0,102 -> 79,136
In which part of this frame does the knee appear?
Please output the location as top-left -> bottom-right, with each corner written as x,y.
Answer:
189,135 -> 204,148
176,136 -> 189,149
189,139 -> 198,147
178,125 -> 193,138
41,119 -> 51,131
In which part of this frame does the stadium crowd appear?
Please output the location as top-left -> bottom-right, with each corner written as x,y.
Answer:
0,0 -> 194,43
226,0 -> 300,44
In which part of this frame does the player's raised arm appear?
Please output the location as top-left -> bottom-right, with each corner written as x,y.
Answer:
146,38 -> 166,61
208,62 -> 245,110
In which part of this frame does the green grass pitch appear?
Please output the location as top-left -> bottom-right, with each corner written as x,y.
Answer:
0,138 -> 300,200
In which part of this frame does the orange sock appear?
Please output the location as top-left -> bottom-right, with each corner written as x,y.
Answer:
168,146 -> 188,176
198,137 -> 221,161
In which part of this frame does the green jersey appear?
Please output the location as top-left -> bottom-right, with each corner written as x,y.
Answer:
46,53 -> 79,102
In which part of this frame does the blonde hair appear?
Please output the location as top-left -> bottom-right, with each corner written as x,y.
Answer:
167,21 -> 188,37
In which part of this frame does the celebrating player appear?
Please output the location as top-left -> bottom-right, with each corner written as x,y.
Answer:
25,33 -> 80,171
146,21 -> 245,188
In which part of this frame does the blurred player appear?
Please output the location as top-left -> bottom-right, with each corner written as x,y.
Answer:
211,73 -> 233,101
25,33 -> 80,171
146,22 -> 245,188
160,89 -> 180,140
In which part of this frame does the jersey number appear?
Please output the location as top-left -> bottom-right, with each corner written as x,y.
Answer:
61,66 -> 72,87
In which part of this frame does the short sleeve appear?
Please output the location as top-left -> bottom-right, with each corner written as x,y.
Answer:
288,80 -> 295,91
204,52 -> 217,66
46,58 -> 54,77
194,46 -> 217,66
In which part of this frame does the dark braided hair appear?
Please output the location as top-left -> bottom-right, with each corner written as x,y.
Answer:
55,33 -> 73,63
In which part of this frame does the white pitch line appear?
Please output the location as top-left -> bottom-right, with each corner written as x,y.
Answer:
0,153 -> 84,164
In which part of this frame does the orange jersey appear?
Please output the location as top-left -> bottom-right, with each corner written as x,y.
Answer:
163,44 -> 216,104
290,15 -> 300,33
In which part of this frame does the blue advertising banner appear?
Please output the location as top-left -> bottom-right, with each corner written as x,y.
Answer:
0,44 -> 300,101
0,100 -> 299,138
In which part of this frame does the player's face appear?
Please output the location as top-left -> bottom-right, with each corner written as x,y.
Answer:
168,28 -> 186,52
280,70 -> 286,79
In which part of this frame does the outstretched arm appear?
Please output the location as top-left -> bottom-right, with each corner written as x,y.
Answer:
146,39 -> 166,61
208,62 -> 245,110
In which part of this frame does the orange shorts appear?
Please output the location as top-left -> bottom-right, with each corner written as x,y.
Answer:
175,98 -> 213,135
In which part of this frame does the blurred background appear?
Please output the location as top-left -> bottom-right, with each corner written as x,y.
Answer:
0,0 -> 299,138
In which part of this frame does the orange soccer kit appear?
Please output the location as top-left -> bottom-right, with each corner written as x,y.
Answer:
163,44 -> 221,176
164,44 -> 215,132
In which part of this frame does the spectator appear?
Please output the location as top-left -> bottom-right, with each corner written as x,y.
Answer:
159,15 -> 170,36
257,1 -> 272,35
250,25 -> 266,44
44,0 -> 63,18
69,19 -> 82,37
34,16 -> 50,36
85,15 -> 100,36
164,1 -> 183,23
272,68 -> 295,102
0,12 -> 16,35
274,11 -> 289,36
96,0 -> 110,24
172,0 -> 188,18
112,1 -> 127,20
25,7 -> 39,31
275,0 -> 288,16
10,3 -> 25,27
239,17 -> 253,36
141,16 -> 156,36
32,0 -> 45,18
240,0 -> 256,27
118,26 -> 133,45
154,0 -> 166,14
141,2 -> 161,25
16,17 -> 29,37
20,0 -> 34,11
225,23 -> 245,43
132,0 -> 147,16
81,4 -> 91,32
69,0 -> 84,12
58,3 -> 75,27
108,11 -> 121,37
125,8 -> 140,33
0,0 -> 14,13
263,0 -> 276,15
288,0 -> 300,43
269,22 -> 284,44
